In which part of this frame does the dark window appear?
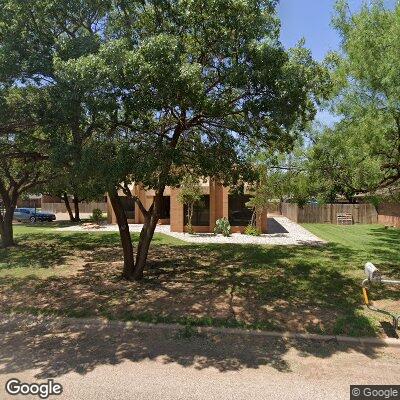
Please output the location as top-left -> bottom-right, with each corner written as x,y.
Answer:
119,196 -> 135,220
184,195 -> 210,226
159,196 -> 170,219
229,194 -> 253,226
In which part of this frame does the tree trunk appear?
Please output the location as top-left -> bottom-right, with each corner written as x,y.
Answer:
132,214 -> 159,280
72,194 -> 80,222
0,204 -> 15,248
109,187 -> 135,279
279,199 -> 283,215
186,203 -> 194,233
131,191 -> 163,280
62,193 -> 75,222
121,125 -> 182,281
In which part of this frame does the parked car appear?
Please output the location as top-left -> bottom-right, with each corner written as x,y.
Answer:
13,208 -> 56,223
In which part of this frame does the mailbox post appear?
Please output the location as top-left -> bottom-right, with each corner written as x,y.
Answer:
362,262 -> 400,330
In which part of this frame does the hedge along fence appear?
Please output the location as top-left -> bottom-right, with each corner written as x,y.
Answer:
281,203 -> 378,224
41,202 -> 107,214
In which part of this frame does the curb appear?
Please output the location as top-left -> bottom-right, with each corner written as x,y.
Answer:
46,318 -> 400,348
4,312 -> 398,349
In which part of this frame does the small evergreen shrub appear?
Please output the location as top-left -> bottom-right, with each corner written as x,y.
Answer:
91,208 -> 104,224
214,217 -> 231,237
244,225 -> 261,236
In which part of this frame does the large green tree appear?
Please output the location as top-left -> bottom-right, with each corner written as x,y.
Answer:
307,123 -> 383,203
90,0 -> 326,279
1,0 -> 327,278
326,0 -> 400,190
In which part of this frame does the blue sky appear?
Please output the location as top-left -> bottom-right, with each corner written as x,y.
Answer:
278,0 -> 397,124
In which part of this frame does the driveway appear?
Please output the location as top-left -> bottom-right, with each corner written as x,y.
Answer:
1,314 -> 399,400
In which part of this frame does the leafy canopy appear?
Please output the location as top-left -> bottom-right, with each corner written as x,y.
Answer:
57,0 -> 328,193
327,0 -> 400,190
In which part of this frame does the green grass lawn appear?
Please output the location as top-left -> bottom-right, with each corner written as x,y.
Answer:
303,223 -> 400,264
0,223 -> 182,277
0,222 -> 399,337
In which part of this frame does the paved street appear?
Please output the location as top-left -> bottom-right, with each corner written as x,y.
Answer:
1,314 -> 400,400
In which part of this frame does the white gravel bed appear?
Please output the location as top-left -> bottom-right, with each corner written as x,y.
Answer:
166,217 -> 325,245
56,216 -> 325,246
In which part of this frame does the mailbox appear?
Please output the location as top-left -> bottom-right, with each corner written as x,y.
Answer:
362,262 -> 400,330
364,262 -> 381,283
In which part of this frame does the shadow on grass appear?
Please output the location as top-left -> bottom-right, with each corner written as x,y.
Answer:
0,232 -> 171,270
0,239 -> 381,337
363,227 -> 400,303
367,227 -> 400,264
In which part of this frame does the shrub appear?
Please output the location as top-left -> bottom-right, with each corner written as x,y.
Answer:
214,217 -> 231,237
244,225 -> 261,236
91,208 -> 104,224
178,174 -> 203,235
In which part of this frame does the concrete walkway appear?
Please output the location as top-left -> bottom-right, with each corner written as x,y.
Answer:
0,314 -> 399,400
57,216 -> 325,246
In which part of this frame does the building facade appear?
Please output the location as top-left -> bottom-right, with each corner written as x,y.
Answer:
107,179 -> 268,233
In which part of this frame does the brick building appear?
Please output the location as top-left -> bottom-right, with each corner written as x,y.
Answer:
107,178 -> 268,233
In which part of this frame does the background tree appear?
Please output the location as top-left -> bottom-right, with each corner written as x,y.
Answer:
0,88 -> 50,247
178,175 -> 203,234
251,142 -> 316,208
326,0 -> 400,190
307,123 -> 383,203
0,0 -> 112,223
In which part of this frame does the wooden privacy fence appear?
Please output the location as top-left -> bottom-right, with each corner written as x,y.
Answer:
281,203 -> 378,224
377,203 -> 400,228
16,199 -> 41,208
41,202 -> 107,214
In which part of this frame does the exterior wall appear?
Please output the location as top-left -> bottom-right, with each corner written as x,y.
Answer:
170,183 -> 215,233
170,187 -> 185,232
109,185 -> 170,225
106,194 -> 115,224
107,180 -> 269,234
209,179 -> 229,231
134,185 -> 147,224
256,207 -> 268,233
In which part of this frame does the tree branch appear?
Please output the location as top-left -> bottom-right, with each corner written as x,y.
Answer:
119,182 -> 149,219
